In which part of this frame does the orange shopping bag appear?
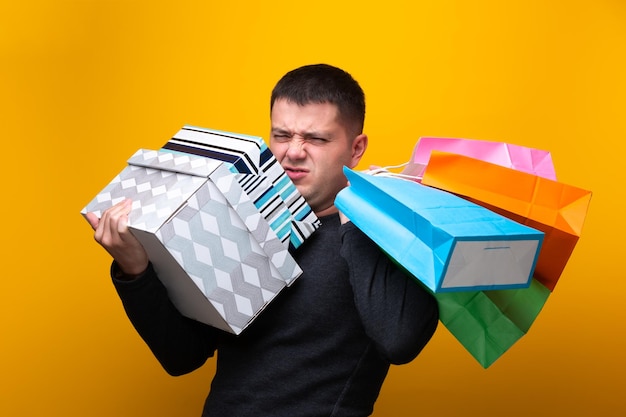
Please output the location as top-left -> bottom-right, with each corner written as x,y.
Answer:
421,151 -> 592,291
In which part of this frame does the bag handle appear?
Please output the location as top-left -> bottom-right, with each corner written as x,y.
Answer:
364,161 -> 426,182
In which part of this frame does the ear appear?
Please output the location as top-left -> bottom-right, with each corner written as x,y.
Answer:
348,134 -> 368,168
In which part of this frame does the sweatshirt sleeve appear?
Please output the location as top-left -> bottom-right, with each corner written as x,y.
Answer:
111,262 -> 220,376
339,222 -> 439,365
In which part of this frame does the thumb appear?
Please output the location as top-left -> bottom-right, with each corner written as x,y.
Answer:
85,212 -> 100,231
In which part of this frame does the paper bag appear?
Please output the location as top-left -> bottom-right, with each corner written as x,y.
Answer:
81,149 -> 302,334
335,168 -> 544,293
412,137 -> 557,180
162,125 -> 321,249
436,278 -> 551,368
421,151 -> 592,291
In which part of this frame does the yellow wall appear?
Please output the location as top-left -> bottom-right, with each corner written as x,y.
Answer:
2,1 -> 624,415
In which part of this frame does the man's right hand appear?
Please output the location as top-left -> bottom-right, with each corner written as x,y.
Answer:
85,199 -> 149,277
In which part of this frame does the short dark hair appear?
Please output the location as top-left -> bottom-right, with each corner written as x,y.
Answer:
270,64 -> 366,135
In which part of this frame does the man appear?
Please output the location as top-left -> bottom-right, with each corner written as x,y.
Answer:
86,64 -> 439,417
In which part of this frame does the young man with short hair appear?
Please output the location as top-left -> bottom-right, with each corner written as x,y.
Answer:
86,63 -> 438,417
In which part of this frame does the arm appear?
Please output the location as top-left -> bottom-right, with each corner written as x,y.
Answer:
339,221 -> 439,365
111,262 -> 219,376
86,199 -> 220,375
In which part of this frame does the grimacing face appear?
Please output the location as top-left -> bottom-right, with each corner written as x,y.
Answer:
269,98 -> 367,217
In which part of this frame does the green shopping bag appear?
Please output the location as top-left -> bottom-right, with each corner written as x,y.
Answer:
435,278 -> 551,368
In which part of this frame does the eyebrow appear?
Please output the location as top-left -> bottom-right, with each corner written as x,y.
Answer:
271,127 -> 332,140
270,127 -> 291,135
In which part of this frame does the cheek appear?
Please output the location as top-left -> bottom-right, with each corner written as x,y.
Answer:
317,154 -> 347,184
325,147 -> 353,170
269,142 -> 286,160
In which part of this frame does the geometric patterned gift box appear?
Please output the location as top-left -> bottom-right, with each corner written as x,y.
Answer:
161,125 -> 321,249
81,149 -> 303,335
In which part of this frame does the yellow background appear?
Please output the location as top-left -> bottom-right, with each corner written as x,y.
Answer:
2,1 -> 624,416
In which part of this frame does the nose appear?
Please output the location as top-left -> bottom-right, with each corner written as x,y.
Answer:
285,137 -> 306,160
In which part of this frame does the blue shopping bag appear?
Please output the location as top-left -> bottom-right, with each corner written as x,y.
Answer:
335,168 -> 544,293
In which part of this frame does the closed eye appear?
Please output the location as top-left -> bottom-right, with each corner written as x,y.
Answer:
271,130 -> 293,142
303,134 -> 330,144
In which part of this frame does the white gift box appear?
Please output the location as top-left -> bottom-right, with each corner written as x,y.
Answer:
82,149 -> 303,334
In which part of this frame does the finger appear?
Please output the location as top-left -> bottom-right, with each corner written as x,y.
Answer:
113,199 -> 134,241
85,212 -> 100,231
116,211 -> 130,238
338,210 -> 350,224
97,199 -> 132,245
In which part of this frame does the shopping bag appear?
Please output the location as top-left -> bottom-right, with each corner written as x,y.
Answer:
161,125 -> 321,249
411,137 -> 557,180
335,167 -> 544,293
421,151 -> 592,291
81,149 -> 302,335
436,278 -> 551,368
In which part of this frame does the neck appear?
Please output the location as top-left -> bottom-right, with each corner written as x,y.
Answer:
314,204 -> 338,218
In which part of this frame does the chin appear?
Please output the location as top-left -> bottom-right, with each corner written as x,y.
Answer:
293,184 -> 306,196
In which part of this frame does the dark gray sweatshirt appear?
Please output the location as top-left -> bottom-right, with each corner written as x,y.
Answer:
113,214 -> 439,417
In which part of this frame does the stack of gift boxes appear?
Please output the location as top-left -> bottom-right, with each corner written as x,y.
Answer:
81,126 -> 320,335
